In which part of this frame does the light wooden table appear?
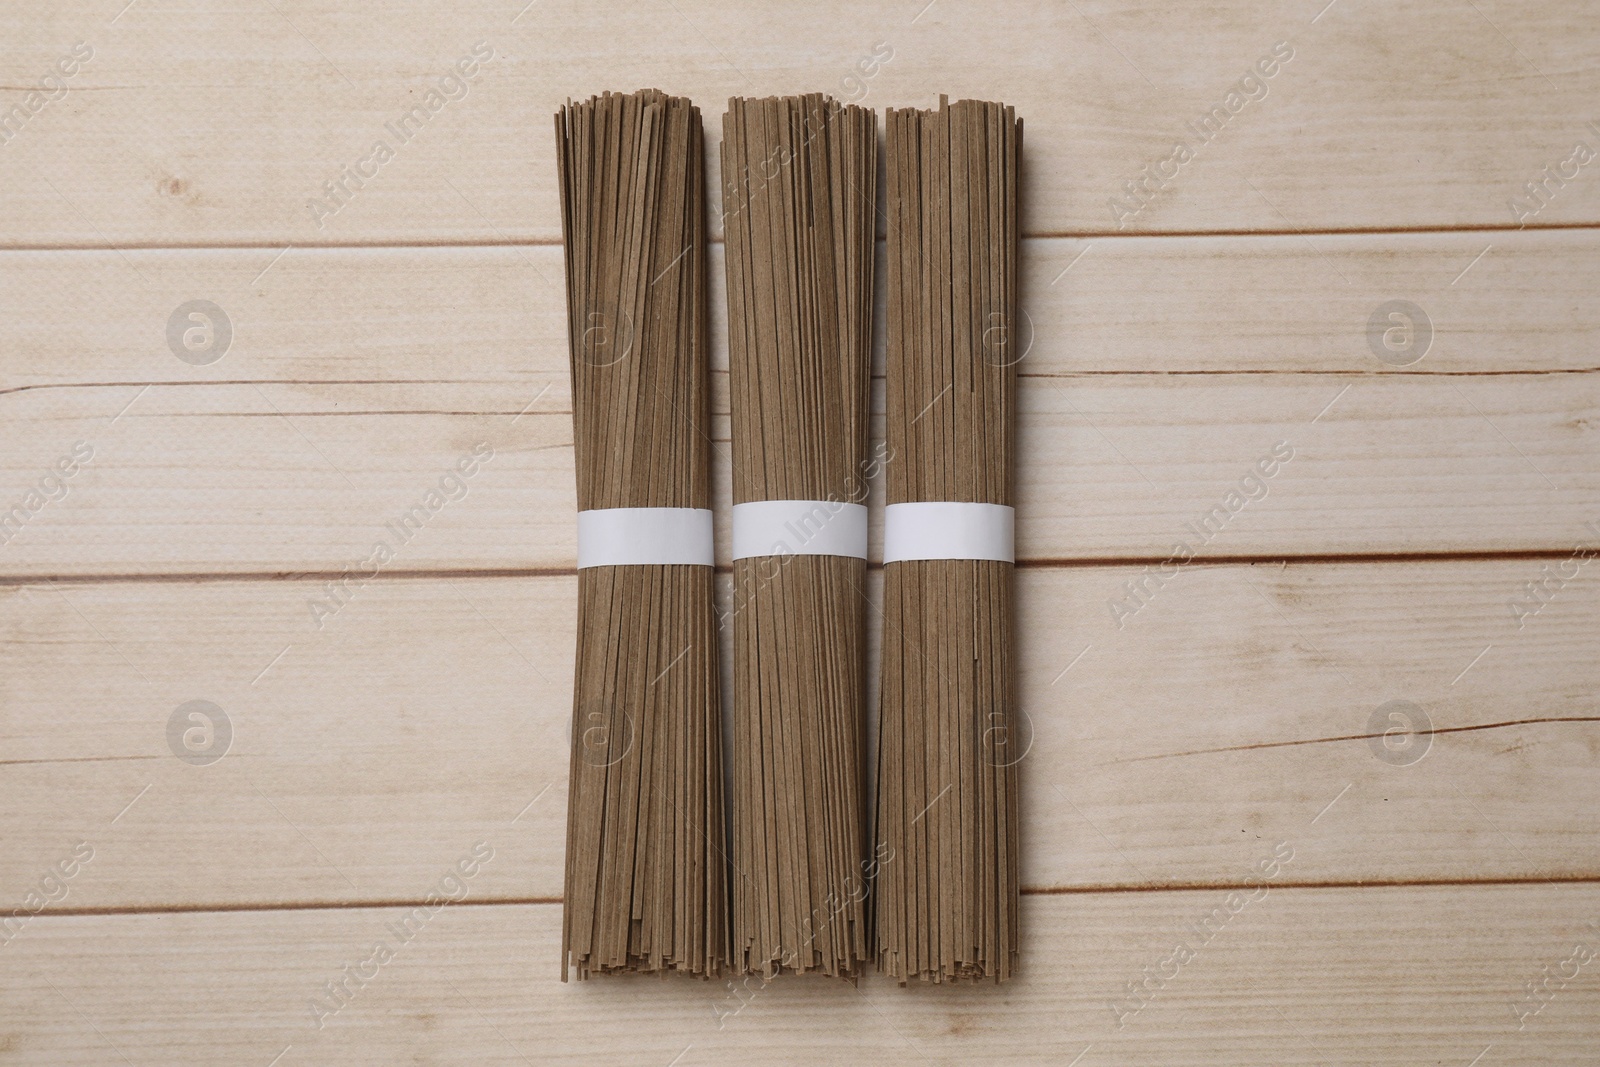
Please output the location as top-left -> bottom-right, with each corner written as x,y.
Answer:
3,1 -> 1598,1063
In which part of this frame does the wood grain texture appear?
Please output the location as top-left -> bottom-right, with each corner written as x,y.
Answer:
6,232 -> 1598,392
4,374 -> 1593,571
3,0 -> 1597,1058
2,235 -> 1596,574
2,889 -> 1597,1065
3,559 -> 1594,910
1,1 -> 1598,244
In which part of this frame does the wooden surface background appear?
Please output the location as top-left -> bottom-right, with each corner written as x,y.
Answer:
3,1 -> 1598,1063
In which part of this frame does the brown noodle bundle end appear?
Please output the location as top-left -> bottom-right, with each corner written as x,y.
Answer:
556,89 -> 727,980
722,95 -> 877,978
876,97 -> 1023,984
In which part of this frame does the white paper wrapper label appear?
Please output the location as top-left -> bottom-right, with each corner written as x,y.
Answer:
883,502 -> 1015,563
576,507 -> 715,569
731,500 -> 868,561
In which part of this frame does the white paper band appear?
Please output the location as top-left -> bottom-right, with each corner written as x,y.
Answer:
576,507 -> 715,569
883,502 -> 1015,564
731,500 -> 868,561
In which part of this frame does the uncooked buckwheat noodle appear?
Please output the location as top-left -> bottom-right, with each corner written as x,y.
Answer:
875,97 -> 1023,983
555,89 -> 726,980
722,94 -> 876,978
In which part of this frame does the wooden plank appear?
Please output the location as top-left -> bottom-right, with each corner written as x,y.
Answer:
2,371 -> 1593,571
3,559 -> 1595,910
0,575 -> 574,910
2,1 -> 1598,244
2,236 -> 1596,573
2,888 -> 1596,1064
7,232 -> 1597,387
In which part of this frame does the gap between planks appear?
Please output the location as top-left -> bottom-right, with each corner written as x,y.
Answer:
0,547 -> 1591,587
7,366 -> 1600,407
25,874 -> 1600,923
5,219 -> 1600,253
